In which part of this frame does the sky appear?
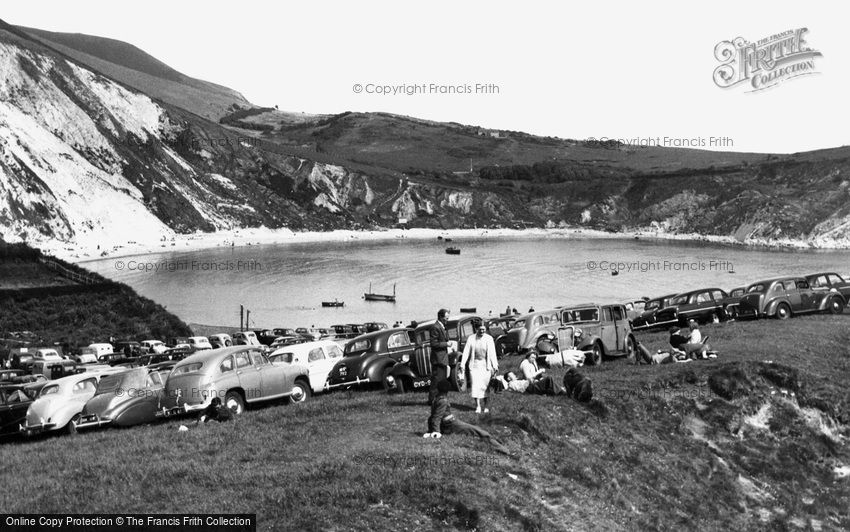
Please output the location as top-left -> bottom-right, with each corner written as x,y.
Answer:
3,1 -> 847,153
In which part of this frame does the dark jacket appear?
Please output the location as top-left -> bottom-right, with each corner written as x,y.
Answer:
669,332 -> 689,349
430,321 -> 451,367
427,395 -> 454,433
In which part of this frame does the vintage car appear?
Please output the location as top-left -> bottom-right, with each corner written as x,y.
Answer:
383,315 -> 481,393
21,368 -> 125,436
160,346 -> 310,417
651,287 -> 739,326
208,334 -> 233,349
30,359 -> 79,380
137,347 -> 191,366
269,336 -> 308,350
77,363 -> 175,430
737,277 -> 844,320
621,300 -> 647,322
113,341 -> 142,357
268,340 -> 344,394
0,369 -> 45,385
483,316 -> 517,357
537,326 -> 587,368
630,293 -> 679,330
74,347 -> 98,365
187,336 -> 213,351
88,343 -> 114,358
363,322 -> 389,333
326,328 -> 416,389
805,272 -> 850,303
503,309 -> 563,355
140,340 -> 167,354
232,331 -> 261,346
558,303 -> 636,365
0,382 -> 47,437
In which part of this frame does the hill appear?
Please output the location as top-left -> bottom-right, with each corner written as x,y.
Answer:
0,241 -> 191,348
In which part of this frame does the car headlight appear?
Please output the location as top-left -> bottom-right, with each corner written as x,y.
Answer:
401,354 -> 409,363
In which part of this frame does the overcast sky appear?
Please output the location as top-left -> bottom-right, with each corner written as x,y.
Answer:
4,1 -> 847,153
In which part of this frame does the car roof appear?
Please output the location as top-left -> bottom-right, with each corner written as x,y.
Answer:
803,272 -> 842,278
747,276 -> 804,286
270,340 -> 339,356
349,327 -> 411,341
174,346 -> 261,366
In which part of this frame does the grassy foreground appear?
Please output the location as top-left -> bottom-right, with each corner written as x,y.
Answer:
1,316 -> 849,531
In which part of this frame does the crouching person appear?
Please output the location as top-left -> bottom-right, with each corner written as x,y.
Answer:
424,379 -> 510,455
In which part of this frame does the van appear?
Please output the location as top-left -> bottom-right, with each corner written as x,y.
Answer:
88,343 -> 114,358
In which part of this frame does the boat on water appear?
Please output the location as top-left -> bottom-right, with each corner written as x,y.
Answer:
364,283 -> 396,302
444,238 -> 453,242
445,247 -> 461,255
459,307 -> 476,313
321,300 -> 344,308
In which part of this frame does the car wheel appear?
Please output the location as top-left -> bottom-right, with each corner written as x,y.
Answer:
828,297 -> 844,315
626,336 -> 637,363
225,340 -> 232,347
66,414 -> 80,435
589,342 -> 603,366
224,390 -> 246,415
381,366 -> 397,393
290,379 -> 310,403
495,337 -> 506,359
775,303 -> 791,320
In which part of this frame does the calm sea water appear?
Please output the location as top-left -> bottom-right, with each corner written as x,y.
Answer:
84,237 -> 850,330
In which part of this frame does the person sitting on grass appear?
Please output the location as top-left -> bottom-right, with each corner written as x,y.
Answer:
682,320 -> 709,359
424,379 -> 510,455
197,397 -> 234,424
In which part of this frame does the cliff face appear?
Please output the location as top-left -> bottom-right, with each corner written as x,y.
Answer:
2,21 -> 850,250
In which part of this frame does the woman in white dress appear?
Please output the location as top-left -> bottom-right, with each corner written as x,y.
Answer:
460,323 -> 499,413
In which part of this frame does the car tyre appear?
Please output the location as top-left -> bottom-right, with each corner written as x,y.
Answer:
66,414 -> 80,435
495,337 -> 506,359
290,379 -> 310,403
828,297 -> 844,315
589,342 -> 603,366
224,390 -> 246,415
775,303 -> 791,320
626,336 -> 638,363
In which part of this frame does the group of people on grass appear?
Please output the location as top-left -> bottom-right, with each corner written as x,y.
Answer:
636,319 -> 718,365
423,308 -> 592,449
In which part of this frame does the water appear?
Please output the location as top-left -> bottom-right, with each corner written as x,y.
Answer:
83,236 -> 850,330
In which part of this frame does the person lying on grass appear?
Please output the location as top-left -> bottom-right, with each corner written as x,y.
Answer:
490,371 -> 564,395
424,379 -> 510,455
197,397 -> 234,424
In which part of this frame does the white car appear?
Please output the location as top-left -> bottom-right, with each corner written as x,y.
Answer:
21,368 -> 126,435
187,337 -> 213,350
88,343 -> 114,358
33,348 -> 63,363
268,340 -> 344,394
74,347 -> 98,364
208,334 -> 233,349
140,340 -> 167,354
232,331 -> 261,346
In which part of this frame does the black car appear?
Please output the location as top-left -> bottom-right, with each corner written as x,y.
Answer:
383,315 -> 482,393
805,272 -> 850,304
631,293 -> 679,330
484,316 -> 517,357
652,287 -> 738,326
0,382 -> 47,437
113,341 -> 141,357
325,328 -> 416,389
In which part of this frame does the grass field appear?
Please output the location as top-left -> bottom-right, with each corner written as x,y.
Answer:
1,315 -> 849,531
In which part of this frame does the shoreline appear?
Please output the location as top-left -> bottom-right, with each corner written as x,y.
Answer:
29,226 -> 850,264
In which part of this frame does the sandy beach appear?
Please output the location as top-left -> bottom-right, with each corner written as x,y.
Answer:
28,224 -> 850,265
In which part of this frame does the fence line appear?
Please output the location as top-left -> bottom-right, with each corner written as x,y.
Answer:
38,257 -> 100,285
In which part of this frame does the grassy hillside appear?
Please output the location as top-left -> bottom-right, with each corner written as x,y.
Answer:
0,242 -> 191,346
1,315 -> 847,530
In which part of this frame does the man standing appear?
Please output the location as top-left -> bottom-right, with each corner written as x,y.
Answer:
428,308 -> 452,405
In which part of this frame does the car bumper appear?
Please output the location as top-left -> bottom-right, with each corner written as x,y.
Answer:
20,422 -> 57,435
324,376 -> 372,390
75,414 -> 113,430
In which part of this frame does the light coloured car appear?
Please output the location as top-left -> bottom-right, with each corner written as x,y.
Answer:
32,348 -> 63,363
140,340 -> 167,354
88,343 -> 114,358
77,363 -> 175,430
160,346 -> 310,417
208,334 -> 233,349
21,367 -> 126,435
187,337 -> 213,351
269,340 -> 345,394
75,347 -> 98,364
504,309 -> 562,355
232,331 -> 261,346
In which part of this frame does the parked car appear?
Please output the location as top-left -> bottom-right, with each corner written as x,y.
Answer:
232,331 -> 261,346
254,330 -> 280,346
621,300 -> 647,322
138,347 -> 191,366
269,336 -> 308,350
503,309 -> 562,355
187,336 -> 213,351
651,287 -> 738,326
484,316 -> 517,357
269,340 -> 345,394
630,293 -> 680,330
363,322 -> 389,333
166,337 -> 190,348
88,343 -> 114,359
805,272 -> 850,303
330,325 -> 356,340
0,382 -> 47,437
21,368 -> 125,436
140,340 -> 167,354
207,334 -> 233,349
113,341 -> 141,357
74,347 -> 99,365
737,277 -> 844,320
77,363 -> 175,430
383,315 -> 481,393
326,328 -> 416,389
558,303 -> 637,365
160,346 -> 310,417
30,359 -> 78,380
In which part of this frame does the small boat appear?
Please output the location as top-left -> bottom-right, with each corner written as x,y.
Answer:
322,300 -> 344,308
437,236 -> 443,240
364,283 -> 396,302
459,307 -> 477,313
611,270 -> 619,276
445,247 -> 461,255
444,238 -> 453,242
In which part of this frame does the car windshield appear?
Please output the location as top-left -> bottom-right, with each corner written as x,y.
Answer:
747,284 -> 766,293
670,295 -> 689,305
173,362 -> 203,375
40,385 -> 60,396
345,339 -> 371,355
94,373 -> 127,396
272,352 -> 295,363
512,319 -> 526,329
644,300 -> 662,310
562,308 -> 599,323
